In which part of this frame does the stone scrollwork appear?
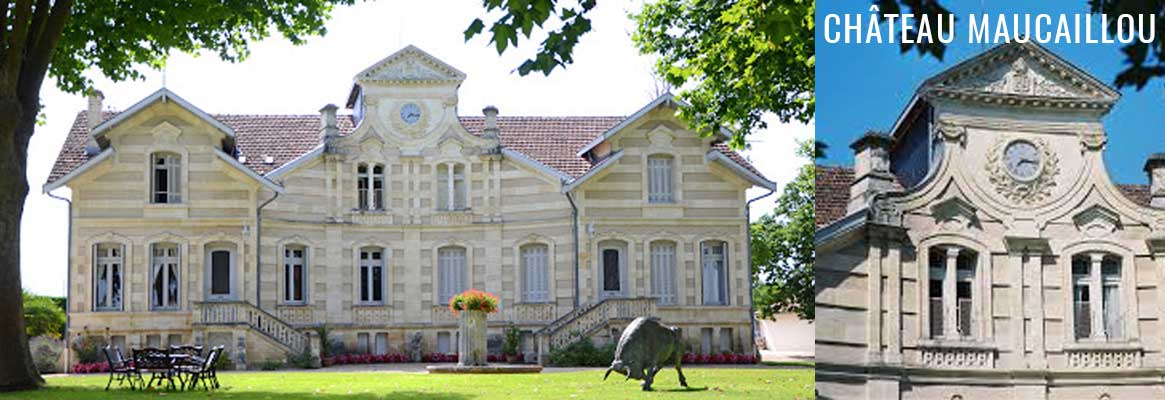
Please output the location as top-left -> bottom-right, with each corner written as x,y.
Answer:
986,136 -> 1059,205
1080,131 -> 1107,151
935,121 -> 967,146
870,196 -> 902,226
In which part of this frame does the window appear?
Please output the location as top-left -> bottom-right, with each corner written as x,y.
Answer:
438,246 -> 467,304
647,155 -> 675,203
150,243 -> 180,310
599,240 -> 626,298
151,152 -> 181,203
359,247 -> 385,303
650,241 -> 677,305
357,333 -> 370,354
1072,253 -> 1124,341
146,334 -> 162,348
375,333 -> 388,355
93,243 -> 123,311
927,246 -> 977,339
206,245 -> 235,301
701,241 -> 729,305
436,163 -> 467,211
437,332 -> 451,354
284,245 -> 307,303
520,244 -> 549,302
167,334 -> 183,347
719,328 -> 734,353
357,163 -> 385,210
700,328 -> 714,355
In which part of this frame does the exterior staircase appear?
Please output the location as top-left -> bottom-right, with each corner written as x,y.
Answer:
192,301 -> 310,354
535,297 -> 657,361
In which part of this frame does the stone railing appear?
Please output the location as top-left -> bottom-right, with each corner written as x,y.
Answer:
1067,348 -> 1142,369
539,297 -> 657,351
194,301 -> 308,354
500,303 -> 557,324
918,346 -> 996,369
353,306 -> 393,325
431,211 -> 474,226
275,306 -> 316,326
431,305 -> 459,324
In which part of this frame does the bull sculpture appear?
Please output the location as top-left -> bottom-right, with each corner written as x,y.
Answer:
603,317 -> 688,391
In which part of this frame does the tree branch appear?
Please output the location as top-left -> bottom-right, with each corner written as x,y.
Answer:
4,0 -> 33,88
17,0 -> 69,116
25,0 -> 49,56
0,1 -> 11,58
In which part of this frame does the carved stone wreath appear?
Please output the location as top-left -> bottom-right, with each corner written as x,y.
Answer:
986,136 -> 1059,205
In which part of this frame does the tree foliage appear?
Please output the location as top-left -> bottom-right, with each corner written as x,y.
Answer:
875,0 -> 1165,90
751,141 -> 815,320
22,291 -> 64,340
465,0 -> 815,148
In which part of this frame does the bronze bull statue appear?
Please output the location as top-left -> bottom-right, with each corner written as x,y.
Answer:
603,317 -> 688,391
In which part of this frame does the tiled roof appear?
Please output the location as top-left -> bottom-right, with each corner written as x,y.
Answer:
815,165 -> 853,228
813,165 -> 1154,228
48,111 -> 762,185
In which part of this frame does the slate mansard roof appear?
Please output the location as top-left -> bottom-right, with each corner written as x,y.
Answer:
813,164 -> 1152,228
47,109 -> 761,186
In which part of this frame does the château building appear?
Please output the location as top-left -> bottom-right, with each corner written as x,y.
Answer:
44,46 -> 773,367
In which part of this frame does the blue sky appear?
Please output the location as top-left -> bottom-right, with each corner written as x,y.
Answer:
816,1 -> 1165,184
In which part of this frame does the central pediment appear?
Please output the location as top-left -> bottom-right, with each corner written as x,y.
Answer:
919,41 -> 1119,109
355,45 -> 466,83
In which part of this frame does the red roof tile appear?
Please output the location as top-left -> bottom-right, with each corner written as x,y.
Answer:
815,165 -> 853,228
48,111 -> 763,185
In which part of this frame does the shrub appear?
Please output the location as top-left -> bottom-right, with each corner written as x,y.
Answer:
288,349 -> 319,369
70,335 -> 107,364
23,291 -> 65,339
546,337 -> 615,367
259,359 -> 284,371
448,289 -> 500,315
502,326 -> 520,357
214,349 -> 233,371
30,336 -> 64,373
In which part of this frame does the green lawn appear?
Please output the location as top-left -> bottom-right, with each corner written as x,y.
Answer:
3,368 -> 813,399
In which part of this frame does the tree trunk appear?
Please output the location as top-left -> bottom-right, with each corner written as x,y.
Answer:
0,95 -> 43,390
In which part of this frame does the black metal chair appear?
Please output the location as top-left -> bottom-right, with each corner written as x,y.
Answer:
168,345 -> 203,388
132,347 -> 175,390
102,345 -> 137,390
185,346 -> 223,390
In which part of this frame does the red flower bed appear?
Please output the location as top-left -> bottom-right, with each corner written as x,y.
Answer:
680,353 -> 757,365
324,352 -> 411,366
72,362 -> 110,374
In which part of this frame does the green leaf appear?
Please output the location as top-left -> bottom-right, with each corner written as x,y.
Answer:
464,18 -> 485,41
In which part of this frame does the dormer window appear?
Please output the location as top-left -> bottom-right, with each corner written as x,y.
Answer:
647,154 -> 675,203
436,163 -> 467,211
357,163 -> 385,211
151,152 -> 181,204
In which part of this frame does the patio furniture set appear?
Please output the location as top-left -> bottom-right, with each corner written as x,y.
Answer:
102,344 -> 224,391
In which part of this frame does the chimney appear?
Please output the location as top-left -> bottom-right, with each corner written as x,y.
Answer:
482,105 -> 499,140
1145,153 -> 1165,208
849,131 -> 895,212
319,103 -> 339,147
84,90 -> 104,155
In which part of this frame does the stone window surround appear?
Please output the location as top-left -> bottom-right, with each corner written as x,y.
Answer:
512,236 -> 556,305
435,162 -> 468,211
645,153 -> 678,204
926,246 -> 978,339
518,243 -> 550,303
649,239 -> 679,305
596,239 -> 630,299
436,245 -> 469,305
147,149 -> 186,206
149,242 -> 182,311
1063,247 -> 1139,346
356,162 -> 386,211
203,242 -> 238,302
93,242 -> 125,312
357,246 -> 387,305
282,244 -> 309,305
700,240 -> 730,306
918,239 -> 990,343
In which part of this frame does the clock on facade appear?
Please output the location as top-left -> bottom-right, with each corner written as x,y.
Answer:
1003,140 -> 1042,180
400,103 -> 422,125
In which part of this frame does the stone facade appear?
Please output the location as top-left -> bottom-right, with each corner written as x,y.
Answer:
46,46 -> 772,368
816,42 -> 1165,399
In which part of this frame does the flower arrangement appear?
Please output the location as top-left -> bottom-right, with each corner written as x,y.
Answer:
447,289 -> 500,315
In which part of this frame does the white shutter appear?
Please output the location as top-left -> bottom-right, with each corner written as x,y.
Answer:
648,156 -> 673,203
437,164 -> 450,211
522,245 -> 549,302
651,242 -> 676,305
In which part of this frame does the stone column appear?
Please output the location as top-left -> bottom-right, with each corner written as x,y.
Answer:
866,238 -> 883,363
1090,253 -> 1104,340
944,247 -> 959,338
1028,250 -> 1046,368
885,242 -> 902,365
458,310 -> 488,366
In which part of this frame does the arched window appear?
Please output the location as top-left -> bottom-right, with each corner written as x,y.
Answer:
93,243 -> 124,311
599,240 -> 628,299
358,247 -> 385,304
438,246 -> 467,303
647,154 -> 675,203
1072,253 -> 1123,341
357,163 -> 385,210
650,241 -> 678,305
284,245 -> 308,304
927,246 -> 977,339
436,163 -> 467,211
151,152 -> 181,203
150,243 -> 181,310
520,244 -> 549,302
701,241 -> 729,305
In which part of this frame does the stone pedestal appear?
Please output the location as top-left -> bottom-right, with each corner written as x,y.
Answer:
458,310 -> 488,366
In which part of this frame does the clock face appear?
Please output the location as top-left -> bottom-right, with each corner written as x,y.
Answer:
400,103 -> 422,125
1003,140 -> 1041,180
